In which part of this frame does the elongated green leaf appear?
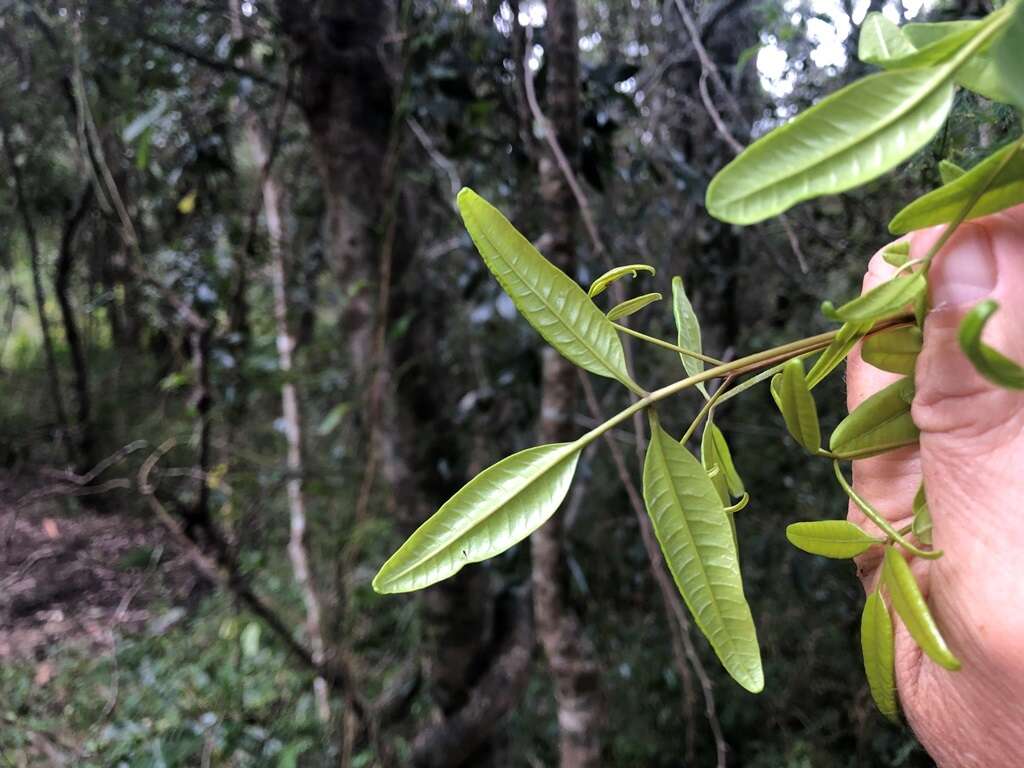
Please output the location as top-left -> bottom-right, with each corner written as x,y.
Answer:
606,292 -> 662,321
994,0 -> 1024,108
373,442 -> 581,593
834,274 -> 926,323
890,140 -> 1024,234
779,359 -> 821,453
938,159 -> 966,184
830,377 -> 918,459
912,482 -> 933,546
958,299 -> 1024,389
786,520 -> 882,558
588,263 -> 656,297
882,240 -> 911,268
882,548 -> 961,670
866,19 -> 980,68
862,589 -> 899,722
701,420 -> 745,502
457,188 -> 634,386
644,415 -> 763,693
672,276 -> 708,398
862,326 -> 922,375
705,69 -> 955,224
858,13 -> 916,65
806,321 -> 873,388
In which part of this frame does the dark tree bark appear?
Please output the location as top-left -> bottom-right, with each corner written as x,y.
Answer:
531,2 -> 605,766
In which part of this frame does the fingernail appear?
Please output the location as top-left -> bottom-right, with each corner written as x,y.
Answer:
930,229 -> 997,308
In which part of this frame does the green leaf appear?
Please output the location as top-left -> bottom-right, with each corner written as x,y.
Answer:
958,299 -> 1024,389
830,377 -> 918,459
806,321 -> 873,388
862,16 -> 981,69
994,0 -> 1024,108
786,520 -> 883,559
881,240 -> 911,268
373,442 -> 581,593
606,292 -> 663,321
643,415 -> 763,693
457,188 -> 635,388
701,420 -> 745,502
778,359 -> 821,453
890,141 -> 1024,234
861,589 -> 900,722
882,548 -> 961,670
588,263 -> 656,297
705,69 -> 955,224
938,159 -> 966,184
858,13 -> 916,65
672,276 -> 707,398
912,482 -> 933,546
317,402 -> 351,436
862,326 -> 922,375
833,274 -> 926,323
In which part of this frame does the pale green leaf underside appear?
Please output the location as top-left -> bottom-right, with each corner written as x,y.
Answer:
786,520 -> 881,558
806,321 -> 872,389
883,548 -> 961,670
912,482 -> 933,546
457,188 -> 633,386
588,263 -> 656,297
938,159 -> 966,184
606,292 -> 662,321
780,359 -> 820,452
862,590 -> 900,722
644,417 -> 763,693
705,69 -> 954,224
672,276 -> 708,398
994,0 -> 1024,109
830,377 -> 919,459
834,273 -> 925,323
862,326 -> 922,375
373,442 -> 581,593
702,421 -> 745,499
890,141 -> 1024,234
858,13 -> 916,65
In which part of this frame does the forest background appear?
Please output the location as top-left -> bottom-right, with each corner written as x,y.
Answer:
1,0 -> 1016,766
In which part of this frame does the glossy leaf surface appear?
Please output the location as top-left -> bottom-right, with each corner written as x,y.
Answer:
606,292 -> 662,321
705,69 -> 954,224
834,274 -> 925,323
862,326 -> 922,375
779,359 -> 821,453
373,442 -> 581,593
862,589 -> 900,722
457,188 -> 634,386
958,299 -> 1024,389
830,377 -> 919,459
890,141 -> 1024,233
786,520 -> 882,559
672,276 -> 708,398
643,416 -> 763,693
913,482 -> 933,546
883,548 -> 961,670
588,263 -> 656,298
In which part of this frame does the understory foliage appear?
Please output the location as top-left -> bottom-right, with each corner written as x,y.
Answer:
375,0 -> 1024,721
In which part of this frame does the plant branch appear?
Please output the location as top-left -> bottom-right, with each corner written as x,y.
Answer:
613,321 -> 723,365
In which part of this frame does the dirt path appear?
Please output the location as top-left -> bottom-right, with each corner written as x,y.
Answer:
0,467 -> 200,660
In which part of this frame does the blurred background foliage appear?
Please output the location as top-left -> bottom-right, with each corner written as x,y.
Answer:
0,0 -> 1017,766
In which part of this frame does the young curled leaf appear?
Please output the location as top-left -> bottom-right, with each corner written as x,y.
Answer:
862,326 -> 922,375
830,377 -> 919,459
701,420 -> 745,503
833,273 -> 925,323
588,263 -> 656,298
778,359 -> 821,453
786,520 -> 883,559
890,140 -> 1024,234
644,413 -> 763,693
912,482 -> 933,546
862,589 -> 900,722
958,299 -> 1024,389
373,442 -> 581,593
457,188 -> 637,389
606,292 -> 663,322
883,548 -> 961,670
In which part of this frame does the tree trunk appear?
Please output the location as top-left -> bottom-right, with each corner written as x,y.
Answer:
531,2 -> 605,765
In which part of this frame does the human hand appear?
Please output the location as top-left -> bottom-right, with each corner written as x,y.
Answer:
848,205 -> 1024,767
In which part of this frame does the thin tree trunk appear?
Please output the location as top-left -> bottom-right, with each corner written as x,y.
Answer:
231,0 -> 331,724
531,2 -> 605,765
1,123 -> 70,454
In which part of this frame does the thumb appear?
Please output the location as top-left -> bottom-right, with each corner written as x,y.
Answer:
911,208 -> 1024,444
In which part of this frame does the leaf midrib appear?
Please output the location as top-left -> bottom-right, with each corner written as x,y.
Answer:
466,205 -> 626,381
